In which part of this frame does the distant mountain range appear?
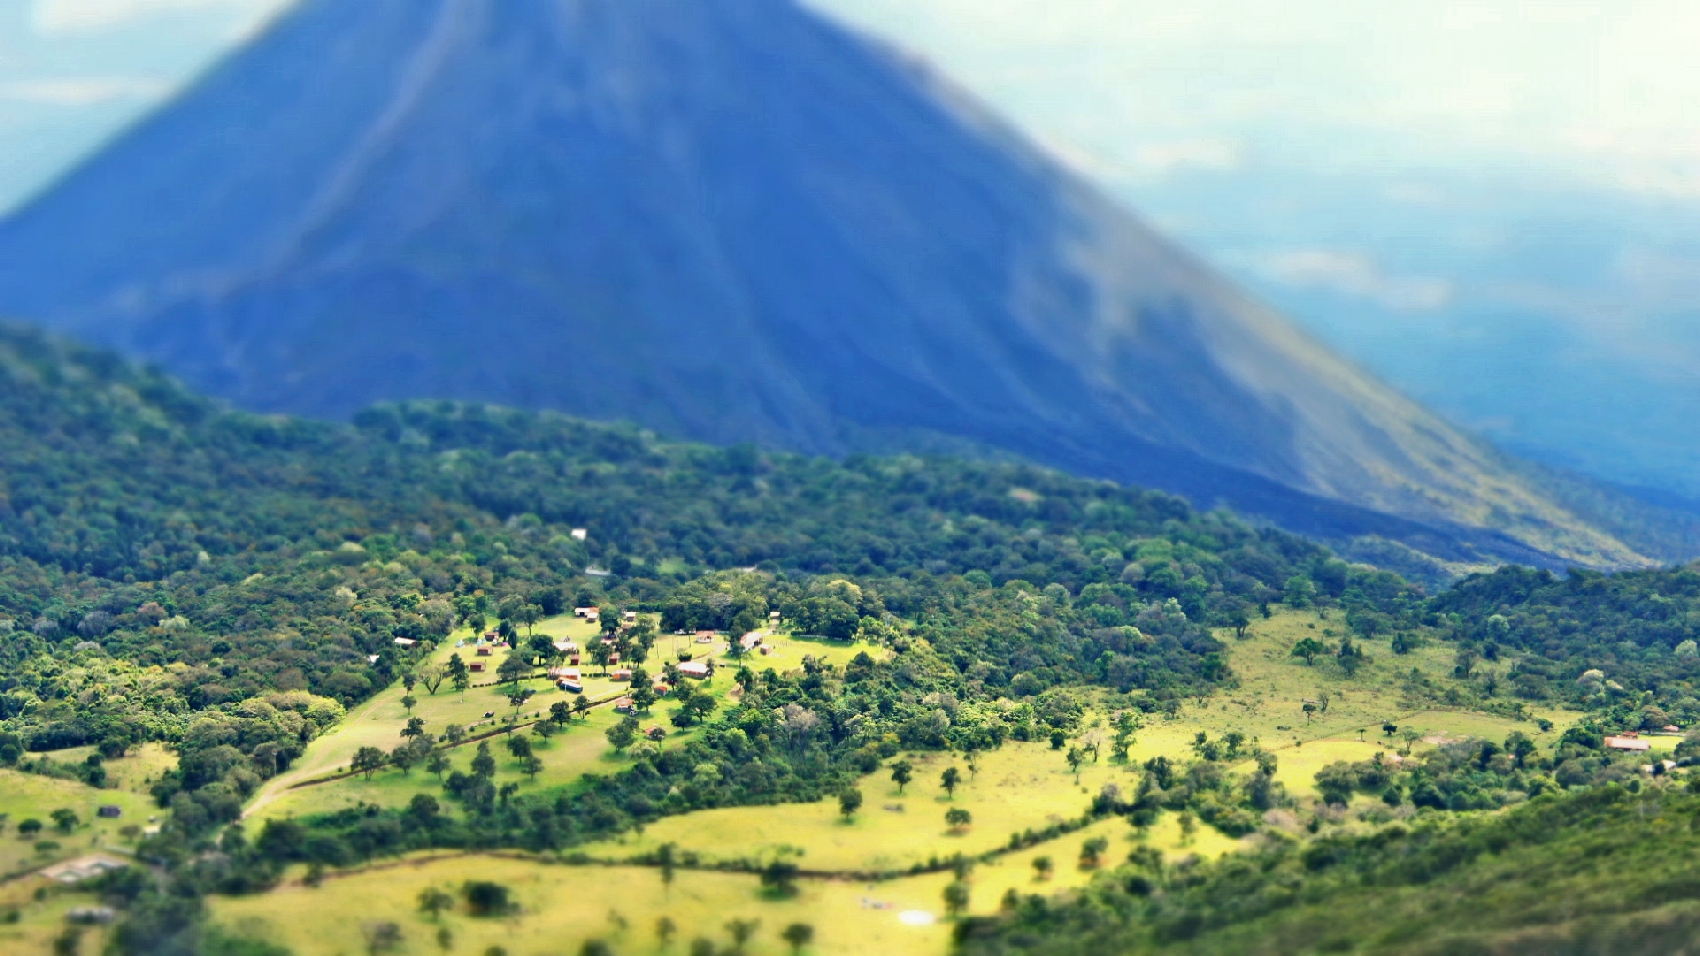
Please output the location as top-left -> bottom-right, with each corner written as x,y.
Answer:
0,0 -> 1691,576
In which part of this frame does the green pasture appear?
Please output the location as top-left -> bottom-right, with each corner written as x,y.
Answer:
0,769 -> 153,877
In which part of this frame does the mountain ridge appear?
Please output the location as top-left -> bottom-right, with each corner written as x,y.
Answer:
0,0 -> 1680,572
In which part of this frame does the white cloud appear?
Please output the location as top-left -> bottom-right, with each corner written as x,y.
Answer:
31,0 -> 275,34
1130,139 -> 1241,175
1250,250 -> 1454,312
0,76 -> 167,105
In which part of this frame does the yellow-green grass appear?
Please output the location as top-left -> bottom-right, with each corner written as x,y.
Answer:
0,770 -> 154,877
212,811 -> 1244,956
35,743 -> 176,797
0,876 -> 116,953
215,855 -> 957,956
587,743 -> 1155,873
247,618 -> 883,823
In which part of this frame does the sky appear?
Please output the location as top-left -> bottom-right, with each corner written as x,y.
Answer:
2,0 -> 1698,493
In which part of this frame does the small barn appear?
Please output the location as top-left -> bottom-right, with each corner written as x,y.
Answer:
678,660 -> 712,680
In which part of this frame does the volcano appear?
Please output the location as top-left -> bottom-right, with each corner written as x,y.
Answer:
0,0 -> 1664,570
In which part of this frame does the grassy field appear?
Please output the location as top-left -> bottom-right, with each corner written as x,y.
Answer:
0,875 -> 117,954
0,769 -> 154,878
200,606 -> 1597,956
213,811 -> 1241,956
246,615 -> 884,823
585,742 -> 1138,873
36,743 -> 177,797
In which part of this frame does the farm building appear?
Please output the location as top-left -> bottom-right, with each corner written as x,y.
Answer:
553,640 -> 578,654
1605,734 -> 1652,752
614,697 -> 635,714
574,607 -> 600,621
469,662 -> 485,673
679,660 -> 712,679
97,805 -> 121,818
739,632 -> 764,652
475,646 -> 491,656
393,637 -> 417,647
611,668 -> 633,682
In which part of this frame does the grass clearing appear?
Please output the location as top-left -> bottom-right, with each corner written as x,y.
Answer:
588,742 -> 1146,873
247,616 -> 883,823
0,770 -> 154,878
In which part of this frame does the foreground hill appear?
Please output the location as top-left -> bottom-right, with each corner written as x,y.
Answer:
0,0 -> 1677,571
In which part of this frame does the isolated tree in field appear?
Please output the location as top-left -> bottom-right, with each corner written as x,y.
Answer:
470,741 -> 496,779
1065,746 -> 1084,780
1383,723 -> 1398,738
966,750 -> 980,780
1049,729 -> 1066,750
506,734 -> 532,761
890,760 -> 913,794
1302,702 -> 1317,722
1401,728 -> 1423,753
426,752 -> 451,781
352,746 -> 388,780
446,654 -> 470,695
528,633 -> 556,665
781,923 -> 815,956
550,701 -> 573,730
941,766 -> 962,798
418,663 -> 445,696
1229,604 -> 1253,639
443,724 -> 466,746
390,742 -> 422,776
505,687 -> 534,721
1031,855 -> 1053,881
943,881 -> 970,919
1079,836 -> 1109,869
607,715 -> 638,752
402,672 -> 417,693
418,887 -> 454,920
945,807 -> 972,831
838,787 -> 863,821
1337,636 -> 1364,676
1291,637 -> 1325,665
590,641 -> 613,676
50,808 -> 79,833
725,918 -> 761,954
497,653 -> 530,686
532,719 -> 554,742
520,754 -> 544,780
401,716 -> 426,740
17,819 -> 41,837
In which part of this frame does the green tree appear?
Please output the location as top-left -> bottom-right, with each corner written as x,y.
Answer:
470,741 -> 496,778
945,807 -> 972,830
838,787 -> 863,820
497,653 -> 530,686
941,766 -> 962,798
446,654 -> 470,695
1284,575 -> 1317,608
401,716 -> 427,739
943,881 -> 970,919
890,759 -> 913,794
400,694 -> 418,715
1031,855 -> 1053,881
50,808 -> 79,833
607,716 -> 638,751
549,701 -> 573,729
1291,637 -> 1326,665
418,887 -> 455,920
519,754 -> 544,781
725,918 -> 761,955
352,746 -> 388,780
781,923 -> 815,956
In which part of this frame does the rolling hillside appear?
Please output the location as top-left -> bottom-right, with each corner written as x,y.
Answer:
0,0 -> 1683,571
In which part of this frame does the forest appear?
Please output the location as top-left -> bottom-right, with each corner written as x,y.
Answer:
6,322 -> 1700,955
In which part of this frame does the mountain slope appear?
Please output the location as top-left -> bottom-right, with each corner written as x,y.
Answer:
0,0 -> 1663,569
